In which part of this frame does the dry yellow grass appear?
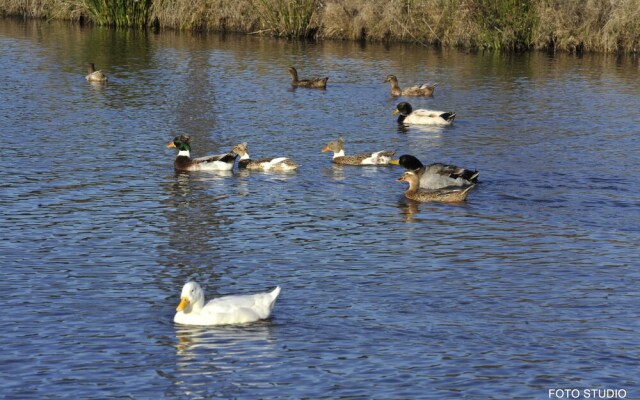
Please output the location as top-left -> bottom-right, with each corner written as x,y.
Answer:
1,0 -> 639,53
150,0 -> 260,32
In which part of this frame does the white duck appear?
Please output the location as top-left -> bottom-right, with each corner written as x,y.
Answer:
393,102 -> 455,126
174,282 -> 281,326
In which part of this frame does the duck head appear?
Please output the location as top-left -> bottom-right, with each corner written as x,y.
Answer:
395,171 -> 420,189
383,74 -> 398,83
392,102 -> 413,116
167,135 -> 192,156
321,137 -> 345,154
176,281 -> 205,313
232,142 -> 249,158
396,171 -> 420,191
287,66 -> 299,79
321,137 -> 346,158
390,154 -> 425,170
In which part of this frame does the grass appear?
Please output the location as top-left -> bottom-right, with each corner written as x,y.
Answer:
84,0 -> 152,27
256,0 -> 318,38
1,0 -> 639,53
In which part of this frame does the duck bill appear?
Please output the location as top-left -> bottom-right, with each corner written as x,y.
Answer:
167,142 -> 176,148
389,159 -> 400,165
395,177 -> 405,182
321,146 -> 330,153
392,109 -> 400,116
176,297 -> 189,312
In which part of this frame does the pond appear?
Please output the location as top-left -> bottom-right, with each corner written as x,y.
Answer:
1,18 -> 639,399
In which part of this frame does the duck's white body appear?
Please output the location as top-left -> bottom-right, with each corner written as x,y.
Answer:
322,138 -> 395,166
403,109 -> 455,125
175,149 -> 236,171
233,143 -> 299,171
174,282 -> 281,326
359,150 -> 394,165
191,152 -> 237,171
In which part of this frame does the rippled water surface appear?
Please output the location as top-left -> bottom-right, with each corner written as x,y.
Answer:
1,19 -> 639,399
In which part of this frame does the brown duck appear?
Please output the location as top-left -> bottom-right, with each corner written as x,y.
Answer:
288,66 -> 328,89
321,137 -> 395,165
384,74 -> 436,97
396,171 -> 475,202
86,63 -> 108,82
232,142 -> 299,172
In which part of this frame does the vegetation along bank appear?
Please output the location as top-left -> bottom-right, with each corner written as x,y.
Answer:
1,0 -> 639,54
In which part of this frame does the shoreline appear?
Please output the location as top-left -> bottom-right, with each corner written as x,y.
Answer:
1,0 -> 639,54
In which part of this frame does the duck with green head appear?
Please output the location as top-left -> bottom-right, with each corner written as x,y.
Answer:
390,154 -> 478,189
393,102 -> 455,125
167,135 -> 237,171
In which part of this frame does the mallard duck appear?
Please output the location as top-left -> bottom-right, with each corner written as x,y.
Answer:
167,135 -> 237,171
321,137 -> 395,165
287,66 -> 328,89
85,63 -> 108,82
232,142 -> 299,172
393,102 -> 455,125
384,75 -> 437,97
390,154 -> 478,189
174,282 -> 281,326
396,171 -> 475,203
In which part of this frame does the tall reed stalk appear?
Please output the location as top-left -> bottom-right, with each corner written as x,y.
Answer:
256,0 -> 318,38
84,0 -> 152,27
473,0 -> 537,51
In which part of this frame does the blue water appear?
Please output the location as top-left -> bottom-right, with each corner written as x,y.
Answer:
1,19 -> 639,399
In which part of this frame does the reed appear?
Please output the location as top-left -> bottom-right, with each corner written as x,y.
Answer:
533,0 -> 640,53
1,0 -> 639,53
0,0 -> 85,20
150,0 -> 259,32
256,0 -> 318,38
84,0 -> 151,27
472,0 -> 537,51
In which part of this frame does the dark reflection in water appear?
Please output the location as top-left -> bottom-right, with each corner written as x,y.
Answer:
1,18 -> 639,399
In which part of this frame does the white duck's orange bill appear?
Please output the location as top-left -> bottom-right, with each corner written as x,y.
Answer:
176,298 -> 189,311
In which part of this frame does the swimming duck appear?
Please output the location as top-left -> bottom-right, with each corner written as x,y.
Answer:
167,135 -> 237,172
321,137 -> 395,165
287,66 -> 328,88
393,102 -> 455,125
384,75 -> 437,96
396,171 -> 475,203
390,154 -> 479,189
232,142 -> 300,171
174,282 -> 281,326
85,63 -> 108,82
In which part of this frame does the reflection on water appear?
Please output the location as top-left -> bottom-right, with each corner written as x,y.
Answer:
1,18 -> 639,399
174,323 -> 275,355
